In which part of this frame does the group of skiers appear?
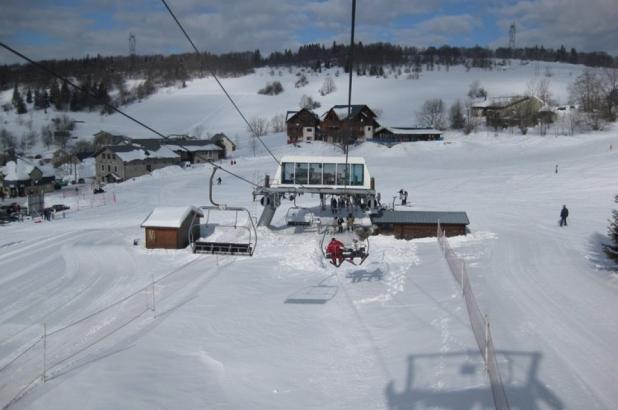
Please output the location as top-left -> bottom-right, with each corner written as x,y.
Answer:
332,213 -> 355,233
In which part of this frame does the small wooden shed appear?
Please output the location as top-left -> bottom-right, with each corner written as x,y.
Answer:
141,206 -> 203,249
371,210 -> 469,240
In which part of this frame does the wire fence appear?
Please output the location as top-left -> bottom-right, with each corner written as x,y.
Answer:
0,255 -> 222,409
437,222 -> 510,410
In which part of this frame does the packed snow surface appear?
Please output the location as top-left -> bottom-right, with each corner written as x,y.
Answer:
0,60 -> 617,409
1,125 -> 617,409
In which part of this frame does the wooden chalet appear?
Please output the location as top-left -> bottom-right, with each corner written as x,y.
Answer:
286,109 -> 320,144
141,206 -> 203,249
320,105 -> 379,144
371,210 -> 469,240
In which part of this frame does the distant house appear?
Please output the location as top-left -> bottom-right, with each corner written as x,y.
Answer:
141,206 -> 203,249
472,96 -> 548,128
211,133 -> 236,157
1,158 -> 55,197
320,105 -> 379,144
286,108 -> 320,144
133,138 -> 223,163
95,144 -> 180,184
374,126 -> 442,145
371,210 -> 469,240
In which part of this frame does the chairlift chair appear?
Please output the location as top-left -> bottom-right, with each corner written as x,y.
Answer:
320,225 -> 369,267
188,166 -> 258,256
285,206 -> 315,227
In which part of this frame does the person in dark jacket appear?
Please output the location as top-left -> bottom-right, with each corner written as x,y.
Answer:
331,197 -> 338,214
560,205 -> 569,227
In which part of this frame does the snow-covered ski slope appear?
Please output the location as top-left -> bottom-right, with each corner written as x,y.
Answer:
1,125 -> 618,409
1,59 -> 617,409
0,60 -> 584,146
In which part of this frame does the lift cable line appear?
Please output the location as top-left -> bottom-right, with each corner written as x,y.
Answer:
0,41 -> 260,189
159,0 -> 280,166
343,0 -> 356,192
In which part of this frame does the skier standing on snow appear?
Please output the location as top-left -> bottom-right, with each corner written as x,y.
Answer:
217,177 -> 222,185
560,205 -> 569,227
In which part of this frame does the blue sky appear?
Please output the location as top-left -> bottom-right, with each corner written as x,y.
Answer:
1,0 -> 617,64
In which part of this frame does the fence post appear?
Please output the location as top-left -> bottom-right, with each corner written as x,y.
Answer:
42,323 -> 47,382
484,314 -> 490,371
151,274 -> 156,318
461,261 -> 466,295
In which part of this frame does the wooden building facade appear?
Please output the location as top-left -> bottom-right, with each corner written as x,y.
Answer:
320,105 -> 379,144
371,210 -> 469,240
286,109 -> 320,144
141,206 -> 203,249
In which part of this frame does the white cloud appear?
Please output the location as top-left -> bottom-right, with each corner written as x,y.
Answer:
496,0 -> 618,54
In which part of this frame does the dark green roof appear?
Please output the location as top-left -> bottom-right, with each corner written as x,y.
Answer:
371,210 -> 469,225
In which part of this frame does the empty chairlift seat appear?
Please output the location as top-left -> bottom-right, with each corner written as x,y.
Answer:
189,206 -> 257,256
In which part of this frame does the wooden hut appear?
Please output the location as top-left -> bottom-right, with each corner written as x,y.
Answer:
371,210 -> 469,240
141,206 -> 203,249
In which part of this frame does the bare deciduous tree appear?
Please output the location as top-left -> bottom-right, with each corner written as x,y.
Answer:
270,114 -> 285,133
299,95 -> 321,110
319,76 -> 336,96
247,116 -> 269,157
416,99 -> 446,130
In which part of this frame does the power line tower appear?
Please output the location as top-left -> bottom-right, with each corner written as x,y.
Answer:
508,23 -> 516,49
129,33 -> 136,56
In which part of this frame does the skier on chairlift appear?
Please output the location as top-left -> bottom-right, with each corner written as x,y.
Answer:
326,237 -> 345,266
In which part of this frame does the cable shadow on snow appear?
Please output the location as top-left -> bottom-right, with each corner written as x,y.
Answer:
385,350 -> 563,410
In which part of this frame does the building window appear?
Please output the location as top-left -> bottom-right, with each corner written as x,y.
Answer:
305,127 -> 313,132
282,162 -> 294,184
107,165 -> 110,172
323,164 -> 336,185
295,163 -> 309,185
114,166 -> 117,172
309,163 -> 322,184
101,165 -> 104,170
335,163 -> 349,185
351,164 -> 364,186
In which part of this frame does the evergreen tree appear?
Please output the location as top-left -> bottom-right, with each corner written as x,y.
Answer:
15,94 -> 27,114
33,89 -> 42,109
449,100 -> 465,129
49,81 -> 60,108
59,81 -> 71,110
42,90 -> 50,109
12,83 -> 20,106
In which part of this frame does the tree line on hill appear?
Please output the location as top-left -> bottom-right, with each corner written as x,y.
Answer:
0,42 -> 618,111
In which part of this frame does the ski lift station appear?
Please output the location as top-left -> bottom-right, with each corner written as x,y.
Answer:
253,155 -> 377,226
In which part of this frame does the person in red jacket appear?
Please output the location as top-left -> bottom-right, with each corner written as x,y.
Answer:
326,238 -> 345,266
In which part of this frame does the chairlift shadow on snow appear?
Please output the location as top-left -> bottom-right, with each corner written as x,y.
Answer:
285,275 -> 338,304
346,267 -> 384,283
385,350 -> 564,410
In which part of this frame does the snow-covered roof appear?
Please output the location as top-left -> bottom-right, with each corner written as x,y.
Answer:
164,144 -> 222,152
1,159 -> 42,181
141,206 -> 204,228
115,146 -> 179,162
375,126 -> 442,135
